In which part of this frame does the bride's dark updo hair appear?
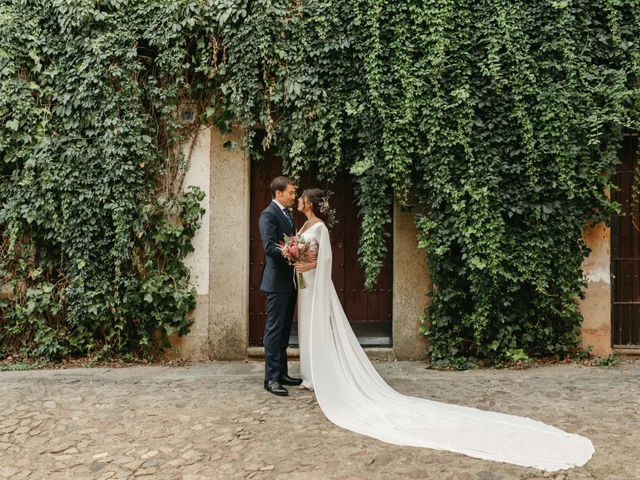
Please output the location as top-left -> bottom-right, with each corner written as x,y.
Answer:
302,188 -> 330,225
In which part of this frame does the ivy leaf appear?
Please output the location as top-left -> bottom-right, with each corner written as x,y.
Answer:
5,119 -> 19,131
350,158 -> 374,176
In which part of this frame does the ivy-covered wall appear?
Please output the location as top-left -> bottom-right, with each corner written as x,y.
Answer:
1,0 -> 638,366
0,1 -> 209,360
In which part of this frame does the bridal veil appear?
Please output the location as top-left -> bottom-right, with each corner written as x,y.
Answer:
305,223 -> 594,472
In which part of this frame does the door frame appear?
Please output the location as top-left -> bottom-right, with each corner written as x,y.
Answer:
246,151 -> 394,348
611,132 -> 640,349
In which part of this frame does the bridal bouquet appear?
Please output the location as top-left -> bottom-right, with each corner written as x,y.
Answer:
278,234 -> 311,289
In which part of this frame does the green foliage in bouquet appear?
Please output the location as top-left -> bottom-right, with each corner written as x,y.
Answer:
1,0 -> 639,365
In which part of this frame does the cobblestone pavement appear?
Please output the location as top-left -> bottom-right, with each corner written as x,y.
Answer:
1,359 -> 639,480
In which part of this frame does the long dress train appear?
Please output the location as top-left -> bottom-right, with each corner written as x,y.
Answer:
297,222 -> 593,472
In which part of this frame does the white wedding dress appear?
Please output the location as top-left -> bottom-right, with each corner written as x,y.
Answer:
296,221 -> 594,471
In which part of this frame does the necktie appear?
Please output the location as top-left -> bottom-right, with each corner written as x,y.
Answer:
283,208 -> 294,230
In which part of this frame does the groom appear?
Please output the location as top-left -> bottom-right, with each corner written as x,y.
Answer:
259,176 -> 303,396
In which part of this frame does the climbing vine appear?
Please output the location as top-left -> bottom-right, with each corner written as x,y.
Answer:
0,1 -> 209,360
1,0 -> 639,365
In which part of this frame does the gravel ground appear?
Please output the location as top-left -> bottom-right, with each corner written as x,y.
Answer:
1,358 -> 638,480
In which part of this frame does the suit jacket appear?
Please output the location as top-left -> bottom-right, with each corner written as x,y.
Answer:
259,201 -> 296,293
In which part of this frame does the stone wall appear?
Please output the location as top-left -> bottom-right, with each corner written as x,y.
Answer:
581,222 -> 613,357
167,126 -> 211,360
172,126 -> 615,361
206,128 -> 250,360
392,204 -> 430,359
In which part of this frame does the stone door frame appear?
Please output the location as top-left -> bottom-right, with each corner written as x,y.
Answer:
204,129 -> 429,360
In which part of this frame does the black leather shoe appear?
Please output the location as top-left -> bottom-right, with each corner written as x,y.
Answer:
264,380 -> 288,396
280,374 -> 303,386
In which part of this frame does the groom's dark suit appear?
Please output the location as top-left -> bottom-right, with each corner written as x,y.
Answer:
259,200 -> 297,383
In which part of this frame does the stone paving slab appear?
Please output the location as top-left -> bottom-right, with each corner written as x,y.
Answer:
1,359 -> 638,480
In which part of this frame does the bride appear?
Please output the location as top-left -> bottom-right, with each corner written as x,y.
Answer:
292,188 -> 594,472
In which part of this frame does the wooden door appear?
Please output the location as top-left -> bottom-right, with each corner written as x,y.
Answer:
249,149 -> 393,347
611,134 -> 640,347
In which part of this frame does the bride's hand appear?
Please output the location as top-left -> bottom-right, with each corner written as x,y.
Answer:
295,261 -> 316,273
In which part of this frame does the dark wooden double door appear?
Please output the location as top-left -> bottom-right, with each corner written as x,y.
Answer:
612,134 -> 640,347
249,151 -> 393,347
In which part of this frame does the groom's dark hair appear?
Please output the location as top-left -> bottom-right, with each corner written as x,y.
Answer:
270,176 -> 296,198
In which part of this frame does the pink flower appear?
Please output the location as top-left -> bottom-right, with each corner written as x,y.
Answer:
278,234 -> 310,266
